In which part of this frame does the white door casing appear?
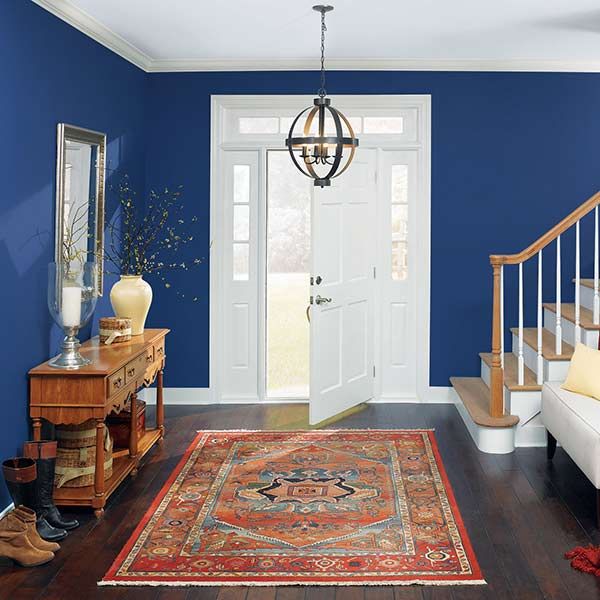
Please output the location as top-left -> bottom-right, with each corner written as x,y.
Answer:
309,149 -> 377,424
210,95 -> 431,406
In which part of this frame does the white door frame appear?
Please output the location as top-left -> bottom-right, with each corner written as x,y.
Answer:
210,94 -> 432,405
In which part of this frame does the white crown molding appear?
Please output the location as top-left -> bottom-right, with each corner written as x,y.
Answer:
32,0 -> 151,71
31,1 -> 600,74
147,57 -> 600,74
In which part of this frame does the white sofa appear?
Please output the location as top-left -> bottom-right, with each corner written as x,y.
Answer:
541,381 -> 600,524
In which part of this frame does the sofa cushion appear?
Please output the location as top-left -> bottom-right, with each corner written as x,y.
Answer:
542,381 -> 600,488
562,343 -> 600,401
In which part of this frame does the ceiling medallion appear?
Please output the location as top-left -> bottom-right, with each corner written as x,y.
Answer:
285,5 -> 359,188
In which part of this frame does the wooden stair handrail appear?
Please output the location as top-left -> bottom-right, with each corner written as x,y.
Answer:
490,191 -> 600,266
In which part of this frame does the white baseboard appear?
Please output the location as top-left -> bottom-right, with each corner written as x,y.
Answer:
142,386 -> 454,405
0,502 -> 14,519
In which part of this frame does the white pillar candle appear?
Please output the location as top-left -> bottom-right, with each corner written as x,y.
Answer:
61,285 -> 82,327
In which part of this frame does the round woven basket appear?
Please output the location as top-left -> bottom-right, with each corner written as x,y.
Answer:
56,421 -> 97,449
55,423 -> 113,488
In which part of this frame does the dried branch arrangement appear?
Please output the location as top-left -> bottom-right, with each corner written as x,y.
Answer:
103,176 -> 204,300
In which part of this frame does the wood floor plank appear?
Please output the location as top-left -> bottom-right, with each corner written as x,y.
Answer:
304,587 -> 336,600
216,587 -> 248,600
392,587 -> 424,600
185,587 -> 220,600
247,588 -> 276,600
365,586 -> 394,600
336,587 -> 364,600
276,587 -> 306,600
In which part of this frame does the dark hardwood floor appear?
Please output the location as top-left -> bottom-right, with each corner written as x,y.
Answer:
2,402 -> 600,600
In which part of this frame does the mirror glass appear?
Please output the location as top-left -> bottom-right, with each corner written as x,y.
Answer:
56,124 -> 106,294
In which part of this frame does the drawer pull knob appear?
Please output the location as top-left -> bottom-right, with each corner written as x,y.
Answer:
113,377 -> 123,389
157,347 -> 163,355
127,368 -> 135,377
146,354 -> 153,363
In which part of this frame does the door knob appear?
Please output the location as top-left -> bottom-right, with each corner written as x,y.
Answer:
315,295 -> 332,305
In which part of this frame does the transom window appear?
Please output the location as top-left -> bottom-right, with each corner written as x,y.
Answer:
236,115 -> 404,135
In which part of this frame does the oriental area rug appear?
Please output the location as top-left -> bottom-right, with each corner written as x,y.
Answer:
101,430 -> 484,587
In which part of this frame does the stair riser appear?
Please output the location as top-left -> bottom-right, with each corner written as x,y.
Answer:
580,283 -> 596,313
543,308 -> 599,348
511,333 -> 570,381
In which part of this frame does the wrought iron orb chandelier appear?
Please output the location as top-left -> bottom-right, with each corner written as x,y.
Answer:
285,5 -> 359,188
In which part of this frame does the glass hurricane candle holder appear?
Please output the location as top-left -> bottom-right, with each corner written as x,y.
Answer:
48,262 -> 98,369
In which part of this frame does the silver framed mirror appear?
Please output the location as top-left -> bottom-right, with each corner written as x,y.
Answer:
55,123 -> 106,295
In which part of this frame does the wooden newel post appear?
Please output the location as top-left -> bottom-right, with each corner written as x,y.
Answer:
490,260 -> 504,418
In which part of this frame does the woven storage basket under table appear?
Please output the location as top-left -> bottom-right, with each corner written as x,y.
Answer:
55,421 -> 113,488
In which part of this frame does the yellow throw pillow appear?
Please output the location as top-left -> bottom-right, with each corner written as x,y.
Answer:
562,343 -> 600,400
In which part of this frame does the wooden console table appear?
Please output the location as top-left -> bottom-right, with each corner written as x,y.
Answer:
29,328 -> 169,518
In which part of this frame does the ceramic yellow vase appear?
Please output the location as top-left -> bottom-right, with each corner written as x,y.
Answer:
109,275 -> 153,336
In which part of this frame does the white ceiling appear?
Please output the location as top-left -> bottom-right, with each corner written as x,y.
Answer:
34,0 -> 600,72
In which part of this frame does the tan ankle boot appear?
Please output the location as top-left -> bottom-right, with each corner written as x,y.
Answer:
13,507 -> 60,553
0,512 -> 54,567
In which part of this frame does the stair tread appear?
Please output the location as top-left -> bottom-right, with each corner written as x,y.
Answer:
479,352 -> 541,392
510,327 -> 574,361
450,376 -> 520,428
579,279 -> 595,290
543,303 -> 600,330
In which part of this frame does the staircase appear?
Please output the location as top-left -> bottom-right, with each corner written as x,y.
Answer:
452,192 -> 600,454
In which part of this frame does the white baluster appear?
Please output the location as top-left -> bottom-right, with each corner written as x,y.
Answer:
575,220 -> 581,344
500,265 -> 504,369
594,206 -> 599,325
537,250 -> 543,385
556,235 -> 562,355
518,262 -> 525,386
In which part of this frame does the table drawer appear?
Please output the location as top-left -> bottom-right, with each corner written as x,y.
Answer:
143,346 -> 154,367
108,368 -> 126,396
125,354 -> 146,385
154,339 -> 165,362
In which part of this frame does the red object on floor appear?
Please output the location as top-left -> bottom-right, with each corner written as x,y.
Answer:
565,545 -> 600,576
101,430 -> 485,587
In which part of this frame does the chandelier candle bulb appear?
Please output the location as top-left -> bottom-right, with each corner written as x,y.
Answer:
61,285 -> 82,328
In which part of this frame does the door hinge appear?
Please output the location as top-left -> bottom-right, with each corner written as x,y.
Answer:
373,266 -> 376,279
373,365 -> 376,377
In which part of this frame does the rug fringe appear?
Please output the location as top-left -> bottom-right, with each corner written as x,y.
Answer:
99,578 -> 486,587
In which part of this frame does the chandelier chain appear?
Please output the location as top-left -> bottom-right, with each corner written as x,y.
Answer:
318,9 -> 327,98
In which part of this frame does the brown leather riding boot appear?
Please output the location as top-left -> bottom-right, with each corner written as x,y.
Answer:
0,512 -> 54,567
13,506 -> 60,553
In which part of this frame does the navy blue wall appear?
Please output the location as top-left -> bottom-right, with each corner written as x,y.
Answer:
0,2 -> 146,509
145,71 -> 600,389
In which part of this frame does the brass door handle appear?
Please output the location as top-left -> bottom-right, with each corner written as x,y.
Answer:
315,295 -> 332,305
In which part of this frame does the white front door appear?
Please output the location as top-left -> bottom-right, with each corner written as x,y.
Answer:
309,149 -> 377,425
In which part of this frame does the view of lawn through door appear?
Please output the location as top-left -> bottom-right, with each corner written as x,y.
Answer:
266,151 -> 311,398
